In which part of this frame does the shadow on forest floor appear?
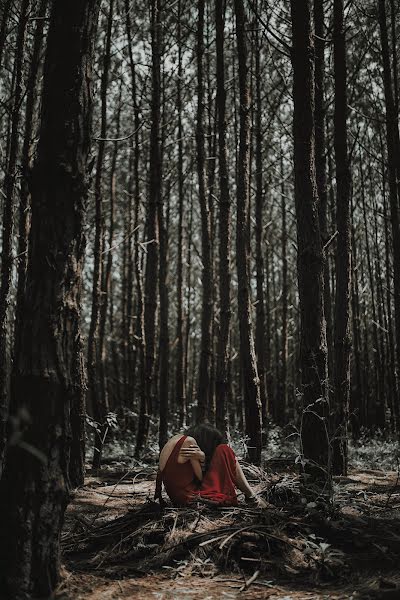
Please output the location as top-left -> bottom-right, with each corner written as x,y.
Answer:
58,456 -> 400,600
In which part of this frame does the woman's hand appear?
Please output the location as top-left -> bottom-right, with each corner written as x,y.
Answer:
179,444 -> 205,464
245,494 -> 269,509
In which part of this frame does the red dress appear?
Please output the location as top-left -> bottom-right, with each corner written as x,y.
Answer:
155,435 -> 238,506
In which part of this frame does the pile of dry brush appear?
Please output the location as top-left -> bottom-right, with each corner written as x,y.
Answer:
62,463 -> 400,596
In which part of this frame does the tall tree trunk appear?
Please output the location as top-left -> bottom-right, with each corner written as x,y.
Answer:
279,150 -> 288,425
0,0 -> 99,595
88,0 -> 113,470
196,0 -> 213,421
0,0 -> 12,76
314,0 -> 333,380
215,0 -> 231,435
234,0 -> 262,463
175,0 -> 186,429
125,0 -> 144,430
290,0 -> 331,489
14,0 -> 47,356
254,15 -> 268,426
98,99 -> 120,423
0,0 -> 30,478
136,0 -> 161,455
378,0 -> 400,410
158,183 -> 169,449
332,0 -> 352,475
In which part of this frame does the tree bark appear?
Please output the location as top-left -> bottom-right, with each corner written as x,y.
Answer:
88,0 -> 113,470
332,0 -> 352,475
234,0 -> 262,464
0,0 -> 30,478
215,0 -> 231,435
254,14 -> 268,426
136,0 -> 161,455
290,0 -> 331,489
0,0 -> 99,595
175,0 -> 186,429
378,0 -> 400,413
196,0 -> 213,422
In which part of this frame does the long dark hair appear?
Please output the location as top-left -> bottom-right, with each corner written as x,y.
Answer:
185,423 -> 225,471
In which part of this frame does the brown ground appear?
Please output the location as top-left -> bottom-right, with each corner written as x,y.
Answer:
58,467 -> 400,600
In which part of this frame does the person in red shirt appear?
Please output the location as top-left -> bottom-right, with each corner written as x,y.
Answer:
155,423 -> 266,507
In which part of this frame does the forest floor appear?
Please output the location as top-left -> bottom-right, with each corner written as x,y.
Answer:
58,432 -> 400,600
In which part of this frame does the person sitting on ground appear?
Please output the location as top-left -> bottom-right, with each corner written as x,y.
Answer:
155,423 -> 267,508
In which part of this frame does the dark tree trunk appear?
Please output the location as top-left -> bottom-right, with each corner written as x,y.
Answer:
0,0 -> 30,478
136,0 -> 161,455
0,0 -> 12,74
14,0 -> 47,358
378,0 -> 400,408
88,0 -> 113,470
158,135 -> 169,450
0,0 -> 99,595
215,0 -> 231,435
332,0 -> 352,475
314,0 -> 333,380
234,0 -> 262,463
196,0 -> 213,422
175,0 -> 186,429
125,0 -> 144,431
290,0 -> 331,489
279,150 -> 289,426
254,17 -> 268,426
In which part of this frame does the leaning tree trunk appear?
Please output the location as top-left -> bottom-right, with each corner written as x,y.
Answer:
290,0 -> 331,490
0,0 -> 99,596
332,0 -> 352,475
196,0 -> 213,422
135,0 -> 161,456
234,0 -> 262,464
0,0 -> 30,478
215,0 -> 231,435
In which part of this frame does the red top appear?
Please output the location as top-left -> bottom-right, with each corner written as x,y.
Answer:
155,435 -> 198,505
155,436 -> 238,506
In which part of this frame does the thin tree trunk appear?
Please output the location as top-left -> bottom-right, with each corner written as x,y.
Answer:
279,150 -> 288,426
88,0 -> 113,470
175,0 -> 186,430
254,15 -> 268,426
196,0 -> 213,421
14,0 -> 47,356
0,0 -> 99,595
215,0 -> 231,436
332,0 -> 352,475
136,0 -> 161,455
98,98 -> 120,424
378,0 -> 400,410
234,0 -> 262,464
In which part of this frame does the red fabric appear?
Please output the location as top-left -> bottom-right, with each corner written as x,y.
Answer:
198,444 -> 238,506
155,438 -> 238,507
155,435 -> 197,506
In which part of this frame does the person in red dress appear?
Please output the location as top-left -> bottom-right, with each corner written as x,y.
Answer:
155,423 -> 266,507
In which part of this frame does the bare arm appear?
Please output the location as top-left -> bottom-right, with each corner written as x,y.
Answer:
236,459 -> 268,508
179,436 -> 204,481
190,457 -> 203,481
235,459 -> 254,498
